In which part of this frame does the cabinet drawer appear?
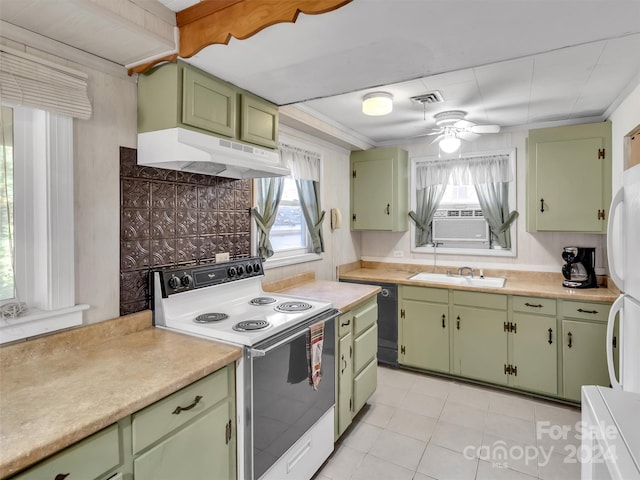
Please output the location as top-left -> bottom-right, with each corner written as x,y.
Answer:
560,300 -> 610,322
354,324 -> 377,374
353,300 -> 378,337
513,296 -> 557,316
132,366 -> 230,454
337,313 -> 353,338
402,285 -> 448,304
13,423 -> 120,480
453,290 -> 507,310
353,359 -> 377,413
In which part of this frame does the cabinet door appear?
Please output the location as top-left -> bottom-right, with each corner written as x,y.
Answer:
511,313 -> 557,395
562,320 -> 609,402
240,94 -> 278,148
134,400 -> 235,480
453,306 -> 508,385
182,66 -> 237,137
336,332 -> 353,439
351,157 -> 394,230
400,299 -> 449,373
535,138 -> 604,231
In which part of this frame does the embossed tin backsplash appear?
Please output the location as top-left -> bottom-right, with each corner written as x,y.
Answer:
119,147 -> 252,315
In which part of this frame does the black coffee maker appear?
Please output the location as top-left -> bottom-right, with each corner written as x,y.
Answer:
561,247 -> 597,288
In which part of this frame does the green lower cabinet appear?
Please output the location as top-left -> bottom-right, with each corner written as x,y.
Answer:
134,401 -> 234,480
510,313 -> 558,395
562,319 -> 610,402
399,299 -> 449,373
453,306 -> 508,385
11,423 -> 124,480
334,298 -> 378,440
336,331 -> 353,438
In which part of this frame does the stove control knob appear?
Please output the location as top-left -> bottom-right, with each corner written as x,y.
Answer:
168,275 -> 180,290
227,267 -> 237,277
236,265 -> 245,276
180,274 -> 193,288
246,264 -> 253,274
253,263 -> 261,273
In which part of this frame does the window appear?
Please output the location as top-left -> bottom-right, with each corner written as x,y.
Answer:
252,142 -> 324,268
0,105 -> 87,344
270,176 -> 308,254
0,107 -> 14,302
409,148 -> 518,257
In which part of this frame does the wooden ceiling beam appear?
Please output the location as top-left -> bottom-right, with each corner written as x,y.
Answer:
129,0 -> 351,75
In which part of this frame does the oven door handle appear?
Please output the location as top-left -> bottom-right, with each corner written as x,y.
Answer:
249,311 -> 338,358
249,328 -> 309,357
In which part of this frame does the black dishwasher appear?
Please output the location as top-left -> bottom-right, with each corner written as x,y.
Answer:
340,279 -> 398,367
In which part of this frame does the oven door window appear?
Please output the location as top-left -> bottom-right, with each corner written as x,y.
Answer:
252,319 -> 335,479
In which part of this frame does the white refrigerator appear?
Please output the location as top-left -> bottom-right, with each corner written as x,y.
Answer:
580,162 -> 640,480
606,162 -> 640,393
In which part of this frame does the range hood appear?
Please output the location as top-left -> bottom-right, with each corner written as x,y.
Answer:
137,128 -> 290,179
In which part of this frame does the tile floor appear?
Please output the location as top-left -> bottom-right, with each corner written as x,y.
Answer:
314,366 -> 583,480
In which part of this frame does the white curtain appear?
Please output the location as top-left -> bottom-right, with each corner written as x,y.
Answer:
279,144 -> 325,253
0,46 -> 92,120
280,143 -> 321,181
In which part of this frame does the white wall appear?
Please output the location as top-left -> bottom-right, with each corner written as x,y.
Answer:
609,82 -> 640,189
360,130 -> 608,273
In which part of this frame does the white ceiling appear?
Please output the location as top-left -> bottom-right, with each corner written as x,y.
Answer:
3,0 -> 640,147
175,0 -> 640,145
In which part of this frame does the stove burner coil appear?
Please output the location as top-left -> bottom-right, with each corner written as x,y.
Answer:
249,297 -> 277,306
275,301 -> 313,313
194,313 -> 229,323
233,320 -> 270,331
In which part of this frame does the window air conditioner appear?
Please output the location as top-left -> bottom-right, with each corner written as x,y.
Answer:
432,208 -> 490,243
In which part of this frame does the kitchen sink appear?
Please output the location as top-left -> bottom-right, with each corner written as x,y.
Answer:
409,272 -> 506,288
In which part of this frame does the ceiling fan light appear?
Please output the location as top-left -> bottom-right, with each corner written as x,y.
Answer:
362,92 -> 393,116
439,135 -> 461,153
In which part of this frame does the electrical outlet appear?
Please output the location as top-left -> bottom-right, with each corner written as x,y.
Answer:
393,250 -> 404,258
216,252 -> 230,263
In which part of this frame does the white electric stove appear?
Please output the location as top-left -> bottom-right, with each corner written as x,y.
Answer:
151,257 -> 338,480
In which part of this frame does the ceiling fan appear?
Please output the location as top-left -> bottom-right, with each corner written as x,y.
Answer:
426,110 -> 501,153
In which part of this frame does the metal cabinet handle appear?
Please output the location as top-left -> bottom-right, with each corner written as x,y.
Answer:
525,302 -> 543,308
548,328 -> 553,344
386,203 -> 390,215
456,315 -> 461,330
225,419 -> 232,445
568,332 -> 573,349
55,475 -> 70,480
341,318 -> 351,327
341,355 -> 348,374
442,314 -> 446,329
577,308 -> 598,314
540,198 -> 544,213
613,336 -> 617,349
172,395 -> 203,415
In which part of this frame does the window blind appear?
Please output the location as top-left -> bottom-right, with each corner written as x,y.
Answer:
0,46 -> 91,120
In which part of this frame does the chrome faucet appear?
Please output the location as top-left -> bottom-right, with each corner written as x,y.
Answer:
457,266 -> 475,277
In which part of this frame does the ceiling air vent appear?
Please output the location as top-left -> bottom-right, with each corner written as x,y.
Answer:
410,91 -> 444,105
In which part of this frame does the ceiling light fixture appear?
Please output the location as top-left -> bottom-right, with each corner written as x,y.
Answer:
362,92 -> 393,116
439,129 -> 461,153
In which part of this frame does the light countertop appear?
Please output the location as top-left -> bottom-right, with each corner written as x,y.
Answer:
339,262 -> 619,303
0,311 -> 241,479
263,273 -> 381,311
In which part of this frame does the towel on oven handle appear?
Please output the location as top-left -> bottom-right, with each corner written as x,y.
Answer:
307,321 -> 324,390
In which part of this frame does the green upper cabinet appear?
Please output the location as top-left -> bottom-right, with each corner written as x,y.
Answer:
350,147 -> 409,231
239,94 -> 279,149
138,61 -> 278,149
182,65 -> 237,137
526,121 -> 612,233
